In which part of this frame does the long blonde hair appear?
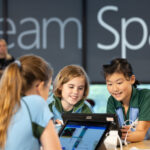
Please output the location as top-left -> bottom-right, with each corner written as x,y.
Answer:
0,55 -> 53,148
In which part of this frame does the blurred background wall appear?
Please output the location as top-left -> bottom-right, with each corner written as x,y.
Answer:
1,0 -> 150,112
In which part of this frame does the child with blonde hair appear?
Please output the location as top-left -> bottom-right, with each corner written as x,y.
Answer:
48,65 -> 92,128
0,55 -> 61,150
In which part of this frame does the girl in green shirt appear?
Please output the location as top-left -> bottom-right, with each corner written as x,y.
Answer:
48,65 -> 92,131
102,58 -> 150,142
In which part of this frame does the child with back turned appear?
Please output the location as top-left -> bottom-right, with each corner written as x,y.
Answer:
48,65 -> 92,128
0,55 -> 62,150
102,58 -> 150,143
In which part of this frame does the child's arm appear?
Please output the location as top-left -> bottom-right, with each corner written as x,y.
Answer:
40,120 -> 62,150
121,121 -> 150,142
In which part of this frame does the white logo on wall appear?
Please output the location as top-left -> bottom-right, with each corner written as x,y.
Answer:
97,5 -> 149,58
0,5 -> 149,59
0,17 -> 82,50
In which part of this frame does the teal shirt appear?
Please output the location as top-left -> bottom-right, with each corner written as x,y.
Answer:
48,95 -> 92,122
107,87 -> 150,123
48,95 -> 92,132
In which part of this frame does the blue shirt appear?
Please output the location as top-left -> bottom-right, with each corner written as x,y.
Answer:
4,95 -> 53,150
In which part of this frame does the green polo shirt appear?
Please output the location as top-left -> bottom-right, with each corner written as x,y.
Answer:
107,87 -> 150,123
49,96 -> 92,113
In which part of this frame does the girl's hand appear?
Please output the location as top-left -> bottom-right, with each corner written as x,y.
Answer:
55,119 -> 64,125
120,125 -> 131,140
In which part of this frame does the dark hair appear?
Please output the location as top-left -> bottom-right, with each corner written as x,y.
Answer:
102,58 -> 140,88
86,98 -> 95,107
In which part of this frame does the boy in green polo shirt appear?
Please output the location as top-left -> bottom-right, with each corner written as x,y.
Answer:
102,58 -> 150,143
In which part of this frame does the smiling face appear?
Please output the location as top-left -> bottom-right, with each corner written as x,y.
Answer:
60,76 -> 85,111
106,73 -> 135,104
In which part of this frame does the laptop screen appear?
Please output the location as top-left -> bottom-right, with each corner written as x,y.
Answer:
59,120 -> 110,150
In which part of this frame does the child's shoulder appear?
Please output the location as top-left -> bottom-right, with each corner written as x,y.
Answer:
137,88 -> 150,95
47,93 -> 55,105
83,100 -> 93,113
